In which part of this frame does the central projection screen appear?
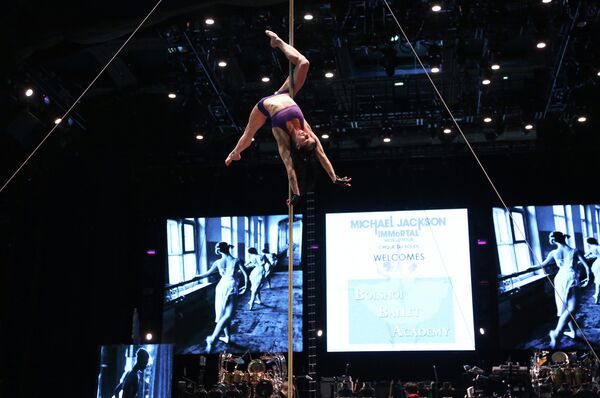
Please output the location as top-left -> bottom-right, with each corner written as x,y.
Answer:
326,209 -> 475,352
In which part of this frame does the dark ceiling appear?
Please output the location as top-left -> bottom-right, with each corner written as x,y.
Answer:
2,0 -> 600,174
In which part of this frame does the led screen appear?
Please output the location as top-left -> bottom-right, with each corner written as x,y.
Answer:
494,204 -> 600,350
326,209 -> 475,352
163,215 -> 303,354
96,344 -> 173,398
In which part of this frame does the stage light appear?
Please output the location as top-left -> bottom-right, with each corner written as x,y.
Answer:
324,72 -> 334,79
431,66 -> 440,73
524,123 -> 534,130
479,328 -> 485,335
502,76 -> 509,80
431,4 -> 442,12
482,79 -> 491,85
321,134 -> 330,139
218,60 -> 227,68
304,13 -> 314,21
261,76 -> 270,83
317,330 -> 323,337
443,128 -> 452,134
54,118 -> 62,124
394,81 -> 404,86
196,134 -> 204,140
205,18 -> 215,25
25,88 -> 34,97
145,332 -> 153,341
596,71 -> 600,77
536,41 -> 547,49
383,137 -> 391,143
491,64 -> 500,70
542,0 -> 552,3
168,93 -> 177,99
389,35 -> 399,42
577,116 -> 587,123
483,117 -> 492,123
43,95 -> 51,104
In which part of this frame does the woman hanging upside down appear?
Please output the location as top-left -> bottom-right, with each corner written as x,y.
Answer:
225,30 -> 351,205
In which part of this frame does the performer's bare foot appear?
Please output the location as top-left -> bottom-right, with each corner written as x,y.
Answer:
206,336 -> 214,353
265,30 -> 280,48
248,301 -> 254,310
225,151 -> 241,166
218,335 -> 230,344
549,330 -> 557,348
564,330 -> 575,339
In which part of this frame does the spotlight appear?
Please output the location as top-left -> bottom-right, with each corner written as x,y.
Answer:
168,93 -> 177,99
542,0 -> 552,3
25,88 -> 34,97
596,71 -> 600,77
491,64 -> 500,70
502,75 -> 509,80
145,332 -> 153,341
304,13 -> 314,21
218,60 -> 227,68
483,117 -> 492,123
196,134 -> 204,140
431,4 -> 442,12
524,123 -> 534,130
261,76 -> 270,83
383,137 -> 391,143
389,35 -> 399,42
536,41 -> 547,49
482,79 -> 491,85
205,18 -> 215,25
394,81 -> 404,86
317,330 -> 323,337
443,128 -> 452,134
43,95 -> 51,105
324,72 -> 334,79
431,66 -> 440,73
577,116 -> 587,123
479,328 -> 485,335
321,134 -> 329,139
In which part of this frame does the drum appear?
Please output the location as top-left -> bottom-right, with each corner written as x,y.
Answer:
220,372 -> 235,385
255,380 -> 274,398
551,366 -> 564,386
248,359 -> 267,374
233,371 -> 245,383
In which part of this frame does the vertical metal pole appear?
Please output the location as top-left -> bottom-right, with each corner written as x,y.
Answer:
287,1 -> 295,397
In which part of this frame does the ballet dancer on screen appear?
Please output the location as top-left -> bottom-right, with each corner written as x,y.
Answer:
538,231 -> 589,348
585,237 -> 600,304
197,242 -> 248,352
245,247 -> 266,310
224,30 -> 350,206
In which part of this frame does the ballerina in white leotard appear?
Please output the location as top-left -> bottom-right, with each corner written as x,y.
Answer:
538,231 -> 590,348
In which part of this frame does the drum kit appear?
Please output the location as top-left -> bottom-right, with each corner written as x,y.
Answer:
218,352 -> 287,398
530,350 -> 599,397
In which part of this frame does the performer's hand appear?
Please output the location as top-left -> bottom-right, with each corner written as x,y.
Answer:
286,193 -> 301,207
238,285 -> 247,295
265,30 -> 280,48
225,151 -> 241,166
334,175 -> 352,187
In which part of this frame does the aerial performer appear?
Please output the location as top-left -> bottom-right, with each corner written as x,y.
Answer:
225,30 -> 351,205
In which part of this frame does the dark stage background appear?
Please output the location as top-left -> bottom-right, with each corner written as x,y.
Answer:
2,99 -> 599,396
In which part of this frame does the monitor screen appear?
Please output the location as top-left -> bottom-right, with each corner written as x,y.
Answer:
96,344 -> 173,398
163,214 -> 303,354
325,209 -> 475,352
493,204 -> 600,350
